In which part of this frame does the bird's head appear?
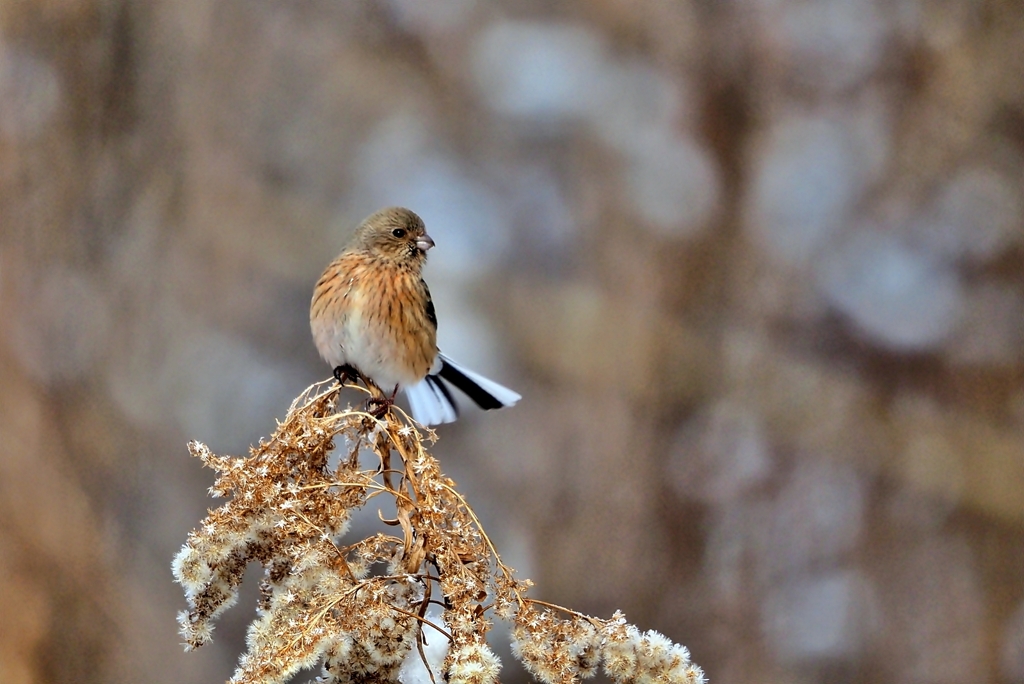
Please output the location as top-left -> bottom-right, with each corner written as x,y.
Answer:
353,207 -> 435,263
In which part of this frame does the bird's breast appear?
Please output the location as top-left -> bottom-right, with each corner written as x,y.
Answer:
310,254 -> 436,389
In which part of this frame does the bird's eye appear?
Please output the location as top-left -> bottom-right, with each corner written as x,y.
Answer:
392,228 -> 407,238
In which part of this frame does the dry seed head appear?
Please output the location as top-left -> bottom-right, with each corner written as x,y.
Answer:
173,380 -> 703,684
600,613 -> 705,684
446,642 -> 501,684
512,607 -> 602,684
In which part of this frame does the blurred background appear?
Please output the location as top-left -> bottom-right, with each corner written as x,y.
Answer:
2,0 -> 1023,682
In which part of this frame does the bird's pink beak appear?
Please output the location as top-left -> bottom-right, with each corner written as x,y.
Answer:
416,234 -> 435,252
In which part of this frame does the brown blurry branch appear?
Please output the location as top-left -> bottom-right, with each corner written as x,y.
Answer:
172,379 -> 704,684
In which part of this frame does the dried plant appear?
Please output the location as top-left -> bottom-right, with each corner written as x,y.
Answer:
173,379 -> 705,684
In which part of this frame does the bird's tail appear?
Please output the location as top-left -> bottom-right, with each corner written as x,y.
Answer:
404,354 -> 521,426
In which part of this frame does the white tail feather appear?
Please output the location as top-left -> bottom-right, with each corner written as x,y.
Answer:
405,378 -> 458,425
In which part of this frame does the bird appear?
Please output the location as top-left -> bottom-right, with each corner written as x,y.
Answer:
310,207 -> 521,425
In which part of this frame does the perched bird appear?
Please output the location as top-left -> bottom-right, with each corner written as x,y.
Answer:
310,207 -> 521,425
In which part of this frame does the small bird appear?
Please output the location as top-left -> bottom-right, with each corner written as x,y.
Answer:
310,207 -> 521,425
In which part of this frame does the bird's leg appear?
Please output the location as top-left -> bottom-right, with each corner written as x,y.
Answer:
366,385 -> 399,419
333,364 -> 359,386
335,365 -> 392,418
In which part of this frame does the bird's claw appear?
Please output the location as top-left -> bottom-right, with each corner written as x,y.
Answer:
333,366 -> 395,419
333,364 -> 359,385
366,384 -> 399,420
366,395 -> 393,419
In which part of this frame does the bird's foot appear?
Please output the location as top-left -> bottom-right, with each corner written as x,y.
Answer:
366,385 -> 399,420
366,396 -> 392,419
333,364 -> 359,385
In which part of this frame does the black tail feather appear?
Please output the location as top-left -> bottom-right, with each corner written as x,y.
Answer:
437,360 -> 504,410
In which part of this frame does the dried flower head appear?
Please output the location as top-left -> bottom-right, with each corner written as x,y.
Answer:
173,379 -> 704,684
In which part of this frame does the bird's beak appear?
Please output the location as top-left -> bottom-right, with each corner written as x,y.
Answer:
416,234 -> 435,252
